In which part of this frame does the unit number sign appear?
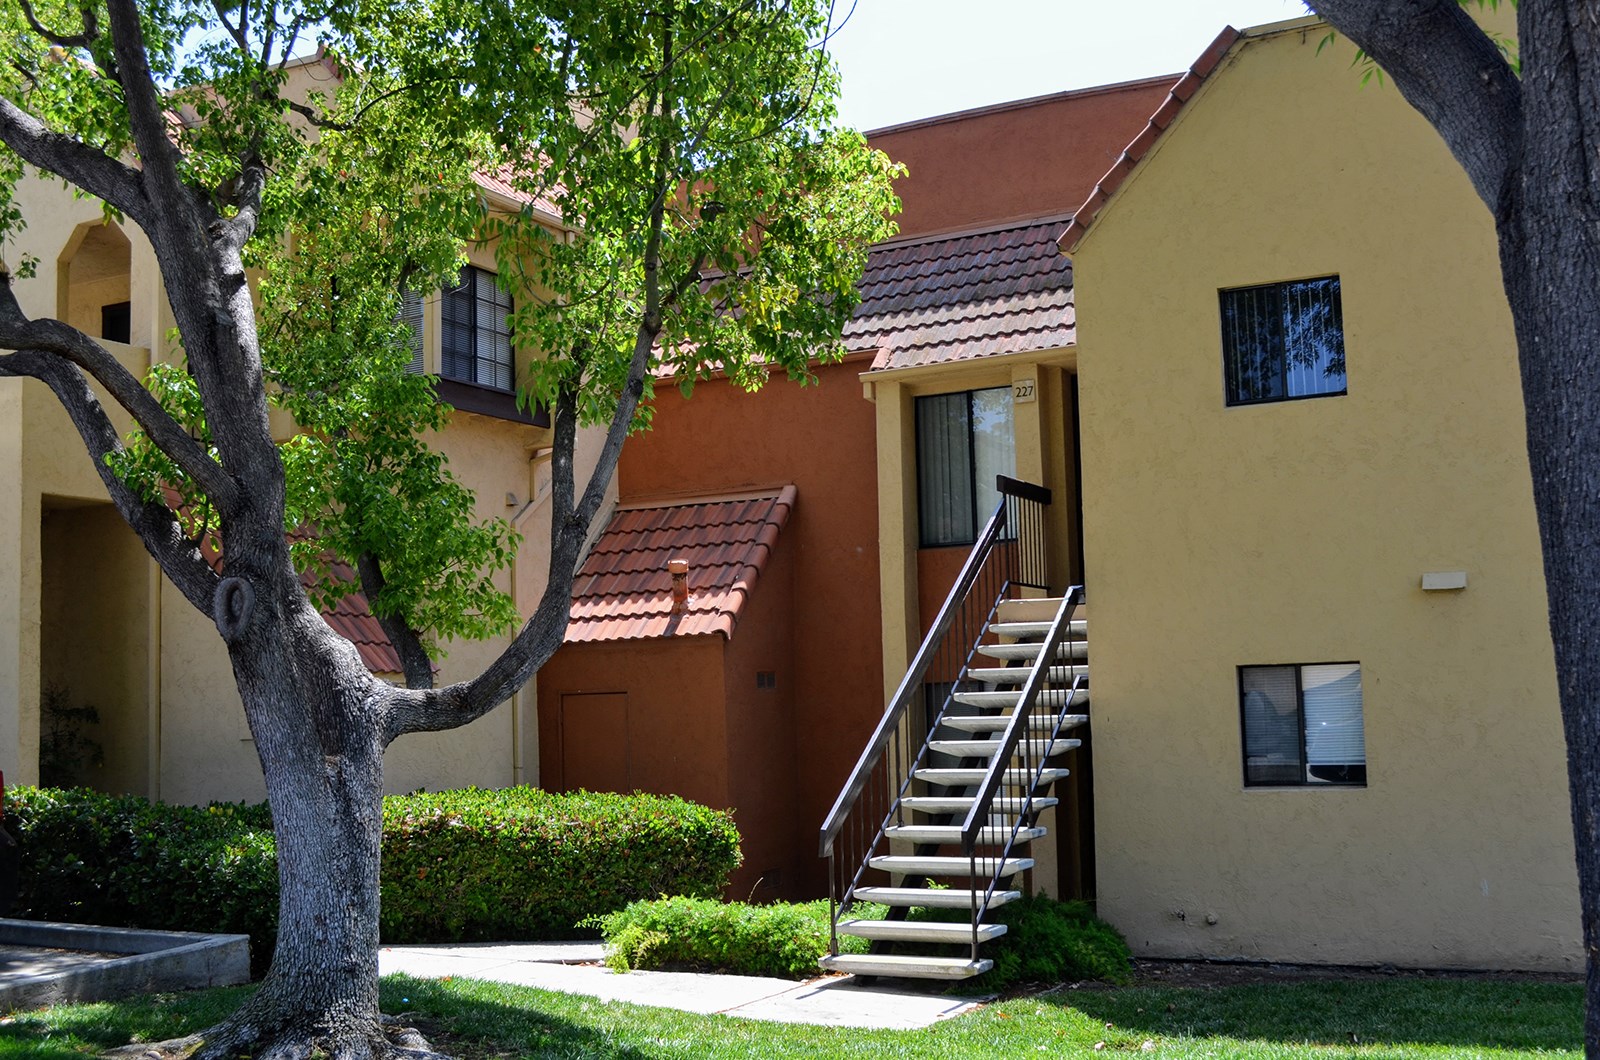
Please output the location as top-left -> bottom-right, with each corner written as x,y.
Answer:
1012,378 -> 1037,403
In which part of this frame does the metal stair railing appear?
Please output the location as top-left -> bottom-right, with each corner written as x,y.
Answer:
959,584 -> 1086,961
819,476 -> 1052,958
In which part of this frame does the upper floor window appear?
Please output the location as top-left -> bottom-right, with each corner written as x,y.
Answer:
1220,276 -> 1345,406
916,386 -> 1015,547
441,265 -> 514,392
1240,662 -> 1365,787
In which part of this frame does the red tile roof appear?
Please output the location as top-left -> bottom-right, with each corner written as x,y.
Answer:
566,486 -> 796,643
1060,27 -> 1243,254
308,558 -> 419,678
847,216 -> 1076,373
474,162 -> 564,222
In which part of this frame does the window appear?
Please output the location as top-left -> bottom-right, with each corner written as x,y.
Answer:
916,387 -> 1015,547
1240,662 -> 1365,787
1220,276 -> 1346,406
440,265 -> 514,391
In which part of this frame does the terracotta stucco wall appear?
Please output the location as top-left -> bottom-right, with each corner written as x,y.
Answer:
869,77 -> 1175,239
721,527 -> 799,899
617,357 -> 880,894
1072,19 -> 1578,969
536,637 -> 731,802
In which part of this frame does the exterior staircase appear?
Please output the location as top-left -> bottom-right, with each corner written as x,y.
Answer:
818,477 -> 1087,981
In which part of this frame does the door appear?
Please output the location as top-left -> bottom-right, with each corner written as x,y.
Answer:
558,692 -> 630,793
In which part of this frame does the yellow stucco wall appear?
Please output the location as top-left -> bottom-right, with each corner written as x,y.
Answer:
1071,19 -> 1579,969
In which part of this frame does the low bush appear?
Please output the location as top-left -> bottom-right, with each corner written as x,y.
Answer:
979,896 -> 1133,989
5,785 -> 741,967
379,787 -> 741,943
596,897 -> 882,979
4,787 -> 278,971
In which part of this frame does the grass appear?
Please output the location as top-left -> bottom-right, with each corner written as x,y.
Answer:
0,974 -> 1581,1059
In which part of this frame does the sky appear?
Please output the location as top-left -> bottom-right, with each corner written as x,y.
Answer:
827,0 -> 1314,131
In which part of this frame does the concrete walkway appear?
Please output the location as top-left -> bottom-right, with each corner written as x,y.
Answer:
378,942 -> 987,1029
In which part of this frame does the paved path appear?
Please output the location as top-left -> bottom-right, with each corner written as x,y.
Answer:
378,942 -> 987,1029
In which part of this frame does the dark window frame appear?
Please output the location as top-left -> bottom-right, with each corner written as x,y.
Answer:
1219,275 -> 1347,407
440,264 -> 515,392
1238,661 -> 1366,789
914,386 -> 1015,548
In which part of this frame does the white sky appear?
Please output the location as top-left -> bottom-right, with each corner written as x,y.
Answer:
827,0 -> 1314,131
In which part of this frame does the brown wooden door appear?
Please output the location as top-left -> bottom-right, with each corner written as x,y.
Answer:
558,692 -> 630,793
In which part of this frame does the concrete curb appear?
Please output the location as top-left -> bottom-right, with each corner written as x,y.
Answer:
0,918 -> 250,1012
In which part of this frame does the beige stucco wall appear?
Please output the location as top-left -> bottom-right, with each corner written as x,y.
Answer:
1,164 -> 613,804
1071,19 -> 1579,969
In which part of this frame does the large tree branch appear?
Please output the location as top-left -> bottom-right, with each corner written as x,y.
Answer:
0,348 -> 220,612
0,272 -> 240,512
353,552 -> 435,691
103,0 -> 193,222
1309,0 -> 1521,214
0,96 -> 150,225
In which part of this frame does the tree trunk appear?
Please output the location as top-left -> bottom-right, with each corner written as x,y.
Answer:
1500,201 -> 1600,1057
180,592 -> 427,1060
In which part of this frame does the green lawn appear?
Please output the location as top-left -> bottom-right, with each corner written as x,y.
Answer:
0,974 -> 1581,1059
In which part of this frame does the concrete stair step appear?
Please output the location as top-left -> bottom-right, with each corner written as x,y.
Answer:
899,795 -> 1059,813
988,618 -> 1087,639
853,886 -> 1023,908
914,766 -> 1071,786
884,824 -> 1046,845
952,688 -> 1088,709
977,640 -> 1089,662
926,738 -> 1080,759
818,953 -> 993,980
838,919 -> 1008,944
941,713 -> 1088,734
868,854 -> 1033,877
966,663 -> 1090,684
995,597 -> 1073,623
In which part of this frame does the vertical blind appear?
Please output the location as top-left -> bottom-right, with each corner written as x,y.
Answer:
915,387 -> 1015,547
400,289 -> 425,375
1220,276 -> 1346,405
1241,662 -> 1364,786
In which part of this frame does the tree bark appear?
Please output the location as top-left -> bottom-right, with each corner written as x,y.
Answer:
1308,1 -> 1600,1053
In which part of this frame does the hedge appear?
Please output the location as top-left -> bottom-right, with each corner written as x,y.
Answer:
3,788 -> 277,970
379,787 -> 741,942
3,785 -> 741,968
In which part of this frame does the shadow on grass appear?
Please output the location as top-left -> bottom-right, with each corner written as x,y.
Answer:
0,984 -> 252,1058
1056,978 -> 1583,1052
381,974 -> 652,1060
0,978 -> 649,1060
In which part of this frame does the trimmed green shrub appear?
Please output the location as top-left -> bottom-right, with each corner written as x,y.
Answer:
596,897 -> 884,979
379,787 -> 741,942
4,785 -> 741,968
4,787 -> 278,971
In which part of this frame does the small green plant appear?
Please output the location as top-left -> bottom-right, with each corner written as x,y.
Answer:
976,896 -> 1133,989
37,685 -> 102,788
596,897 -> 884,979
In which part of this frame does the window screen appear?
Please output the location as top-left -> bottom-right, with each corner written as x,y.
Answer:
1221,276 -> 1346,406
1240,662 -> 1364,786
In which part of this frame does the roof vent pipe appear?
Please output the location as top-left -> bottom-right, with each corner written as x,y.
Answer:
668,558 -> 690,614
